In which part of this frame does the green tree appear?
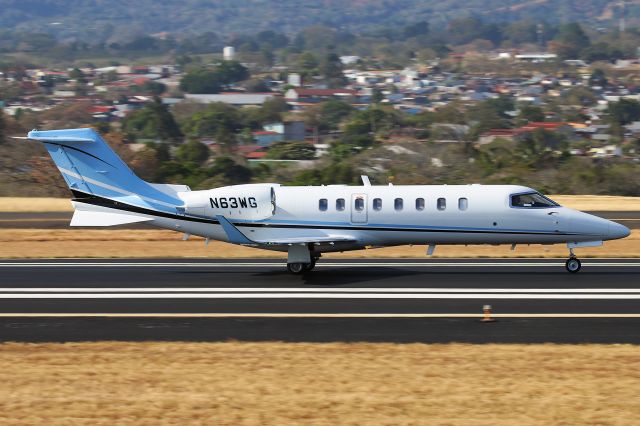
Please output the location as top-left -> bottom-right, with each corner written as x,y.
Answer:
518,104 -> 545,123
589,69 -> 608,87
210,156 -> 252,184
214,127 -> 237,153
320,53 -> 346,88
175,140 -> 210,164
297,52 -> 318,72
179,68 -> 222,94
267,142 -> 315,160
215,60 -> 250,85
181,103 -> 241,137
608,99 -> 640,136
371,88 -> 385,104
403,21 -> 429,39
124,98 -> 183,142
552,23 -> 590,59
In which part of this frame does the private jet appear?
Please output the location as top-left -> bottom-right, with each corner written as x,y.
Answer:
23,128 -> 630,273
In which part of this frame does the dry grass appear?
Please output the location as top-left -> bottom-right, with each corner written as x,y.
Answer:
0,342 -> 638,425
1,228 -> 640,258
550,195 -> 640,211
0,198 -> 72,212
1,195 -> 639,213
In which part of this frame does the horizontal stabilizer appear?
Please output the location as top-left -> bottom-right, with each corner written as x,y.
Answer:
70,209 -> 153,227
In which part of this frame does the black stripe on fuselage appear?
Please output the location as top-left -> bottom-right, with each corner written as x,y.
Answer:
69,190 -> 587,237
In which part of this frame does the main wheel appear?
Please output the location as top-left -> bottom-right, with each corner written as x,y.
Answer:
565,258 -> 581,273
306,260 -> 317,271
287,263 -> 307,274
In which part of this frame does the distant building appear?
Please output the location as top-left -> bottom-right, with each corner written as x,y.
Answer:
223,46 -> 235,61
263,121 -> 306,141
183,93 -> 275,106
288,73 -> 302,87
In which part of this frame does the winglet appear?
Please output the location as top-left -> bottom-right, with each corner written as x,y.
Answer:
216,215 -> 257,245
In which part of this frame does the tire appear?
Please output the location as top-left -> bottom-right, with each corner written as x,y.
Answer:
306,261 -> 316,271
565,258 -> 581,273
287,263 -> 307,274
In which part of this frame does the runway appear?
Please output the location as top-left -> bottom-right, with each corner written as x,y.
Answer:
0,258 -> 639,343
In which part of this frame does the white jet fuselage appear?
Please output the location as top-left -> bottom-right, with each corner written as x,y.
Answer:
133,184 -> 628,252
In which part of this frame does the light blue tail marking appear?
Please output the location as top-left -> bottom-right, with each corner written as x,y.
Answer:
29,128 -> 181,212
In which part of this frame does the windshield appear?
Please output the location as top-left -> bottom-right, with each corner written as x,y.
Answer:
511,192 -> 559,208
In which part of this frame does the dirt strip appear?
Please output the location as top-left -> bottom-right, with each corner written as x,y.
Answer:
0,229 -> 639,258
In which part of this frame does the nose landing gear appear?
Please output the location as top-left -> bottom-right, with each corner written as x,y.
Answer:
565,248 -> 581,273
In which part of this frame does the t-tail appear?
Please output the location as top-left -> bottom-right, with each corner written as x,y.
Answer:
28,128 -> 189,226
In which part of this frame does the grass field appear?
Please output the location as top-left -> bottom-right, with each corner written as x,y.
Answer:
1,228 -> 639,258
1,195 -> 640,213
0,342 -> 638,425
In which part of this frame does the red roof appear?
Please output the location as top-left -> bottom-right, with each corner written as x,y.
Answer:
245,152 -> 268,159
520,122 -> 568,131
89,106 -> 114,114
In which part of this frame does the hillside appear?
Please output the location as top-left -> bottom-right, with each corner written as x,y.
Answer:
0,0 -> 637,39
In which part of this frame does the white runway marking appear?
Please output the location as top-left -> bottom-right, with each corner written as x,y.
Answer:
1,287 -> 639,293
0,313 -> 639,318
0,293 -> 639,299
1,261 -> 640,267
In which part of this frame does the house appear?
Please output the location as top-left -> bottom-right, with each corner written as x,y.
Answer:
263,121 -> 306,141
252,131 -> 283,146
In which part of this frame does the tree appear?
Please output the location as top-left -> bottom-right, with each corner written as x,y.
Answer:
320,53 -> 346,88
267,142 -> 315,160
518,104 -> 545,123
175,140 -> 210,164
552,23 -> 590,59
179,68 -> 222,94
215,60 -> 250,85
403,21 -> 429,39
297,52 -> 318,73
181,103 -> 241,137
608,99 -> 640,136
589,69 -> 608,87
123,98 -> 183,142
371,88 -> 385,104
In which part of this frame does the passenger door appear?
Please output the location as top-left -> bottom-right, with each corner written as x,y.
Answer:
351,194 -> 368,223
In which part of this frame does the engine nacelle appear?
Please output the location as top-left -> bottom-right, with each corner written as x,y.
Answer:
178,184 -> 278,221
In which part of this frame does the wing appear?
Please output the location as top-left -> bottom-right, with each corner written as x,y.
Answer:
216,215 -> 357,246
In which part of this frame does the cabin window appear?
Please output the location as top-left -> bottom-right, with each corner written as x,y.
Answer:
511,192 -> 559,208
373,198 -> 382,211
416,198 -> 425,211
319,198 -> 328,211
437,198 -> 446,211
458,198 -> 468,211
336,198 -> 345,211
354,197 -> 365,211
394,198 -> 404,211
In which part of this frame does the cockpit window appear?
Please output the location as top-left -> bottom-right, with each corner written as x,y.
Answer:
511,192 -> 559,208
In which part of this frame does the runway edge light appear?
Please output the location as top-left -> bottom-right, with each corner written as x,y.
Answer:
481,304 -> 497,323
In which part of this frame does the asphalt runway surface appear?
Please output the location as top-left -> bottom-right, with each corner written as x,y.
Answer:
0,258 -> 639,343
2,211 -> 639,228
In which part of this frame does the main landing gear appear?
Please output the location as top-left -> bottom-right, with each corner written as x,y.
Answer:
565,248 -> 581,273
287,256 -> 318,274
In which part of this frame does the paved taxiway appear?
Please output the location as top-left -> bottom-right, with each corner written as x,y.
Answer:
0,258 -> 639,343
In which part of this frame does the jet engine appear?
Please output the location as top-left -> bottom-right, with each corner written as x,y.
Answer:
178,184 -> 278,221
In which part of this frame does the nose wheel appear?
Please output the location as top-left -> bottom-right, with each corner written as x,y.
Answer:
565,248 -> 581,273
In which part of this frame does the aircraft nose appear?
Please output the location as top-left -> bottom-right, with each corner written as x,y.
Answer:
608,222 -> 631,240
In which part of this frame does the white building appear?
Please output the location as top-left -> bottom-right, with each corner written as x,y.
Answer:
223,46 -> 235,61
